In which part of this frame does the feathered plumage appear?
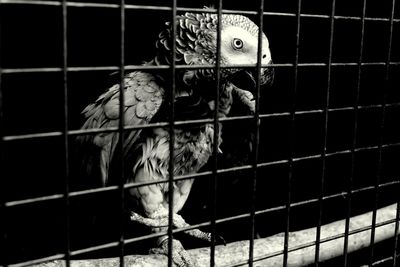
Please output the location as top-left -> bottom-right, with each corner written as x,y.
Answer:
77,11 -> 273,266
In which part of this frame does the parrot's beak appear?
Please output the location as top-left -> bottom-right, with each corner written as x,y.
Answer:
230,69 -> 257,91
230,61 -> 274,93
260,62 -> 274,88
229,61 -> 274,115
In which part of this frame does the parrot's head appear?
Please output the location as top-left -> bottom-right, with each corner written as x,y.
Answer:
218,14 -> 274,90
154,12 -> 274,94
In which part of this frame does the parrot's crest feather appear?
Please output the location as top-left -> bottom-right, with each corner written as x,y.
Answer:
151,12 -> 264,88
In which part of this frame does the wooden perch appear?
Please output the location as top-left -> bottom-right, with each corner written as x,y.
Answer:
34,203 -> 399,267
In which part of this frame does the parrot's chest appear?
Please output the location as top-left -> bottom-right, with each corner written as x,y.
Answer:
132,123 -> 218,212
156,124 -> 215,212
154,123 -> 216,178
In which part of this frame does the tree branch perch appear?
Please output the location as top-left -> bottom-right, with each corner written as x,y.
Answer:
33,203 -> 399,267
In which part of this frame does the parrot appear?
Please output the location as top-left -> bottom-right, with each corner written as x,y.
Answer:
77,11 -> 273,266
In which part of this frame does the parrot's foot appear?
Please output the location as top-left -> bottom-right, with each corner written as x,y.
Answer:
130,211 -> 168,228
130,211 -> 226,245
184,229 -> 226,246
208,232 -> 226,246
232,86 -> 255,114
150,238 -> 195,267
171,216 -> 225,245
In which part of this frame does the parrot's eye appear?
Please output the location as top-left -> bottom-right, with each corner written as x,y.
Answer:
232,38 -> 244,50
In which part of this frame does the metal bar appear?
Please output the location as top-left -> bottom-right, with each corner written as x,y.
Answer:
167,1 -> 177,266
3,142 -> 400,202
0,0 -> 62,6
210,0 -> 223,265
5,194 -> 66,207
2,0 -> 400,23
0,1 -> 7,266
0,64 -> 277,74
283,0 -> 301,266
372,256 -> 396,266
117,1 -> 126,266
54,185 -> 400,234
69,185 -> 119,197
3,131 -> 73,141
61,0 -> 70,266
2,67 -> 64,73
4,141 -> 400,209
249,1 -> 264,265
69,241 -> 120,257
343,1 -> 366,266
315,0 -> 336,264
7,254 -> 65,267
124,230 -> 172,247
3,102 -> 400,142
393,201 -> 400,266
370,0 -> 396,265
3,61 -> 400,75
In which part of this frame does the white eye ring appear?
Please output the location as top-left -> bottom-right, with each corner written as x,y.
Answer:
232,38 -> 244,50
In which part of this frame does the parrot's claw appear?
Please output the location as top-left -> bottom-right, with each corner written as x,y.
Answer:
216,234 -> 227,246
150,238 -> 195,267
205,232 -> 226,246
130,211 -> 142,222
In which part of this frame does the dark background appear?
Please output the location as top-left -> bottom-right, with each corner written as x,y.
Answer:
1,0 -> 400,266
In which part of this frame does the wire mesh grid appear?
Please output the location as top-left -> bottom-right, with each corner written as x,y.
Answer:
0,0 -> 399,266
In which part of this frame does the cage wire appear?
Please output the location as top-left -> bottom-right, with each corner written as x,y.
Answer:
0,0 -> 400,266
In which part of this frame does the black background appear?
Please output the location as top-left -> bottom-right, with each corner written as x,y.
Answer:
1,0 -> 400,266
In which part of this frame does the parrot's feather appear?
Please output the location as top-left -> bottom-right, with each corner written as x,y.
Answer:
77,71 -> 164,186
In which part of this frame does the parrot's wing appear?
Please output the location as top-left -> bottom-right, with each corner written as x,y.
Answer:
77,71 -> 164,186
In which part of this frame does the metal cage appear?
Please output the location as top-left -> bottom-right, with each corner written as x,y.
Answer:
1,0 -> 399,266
